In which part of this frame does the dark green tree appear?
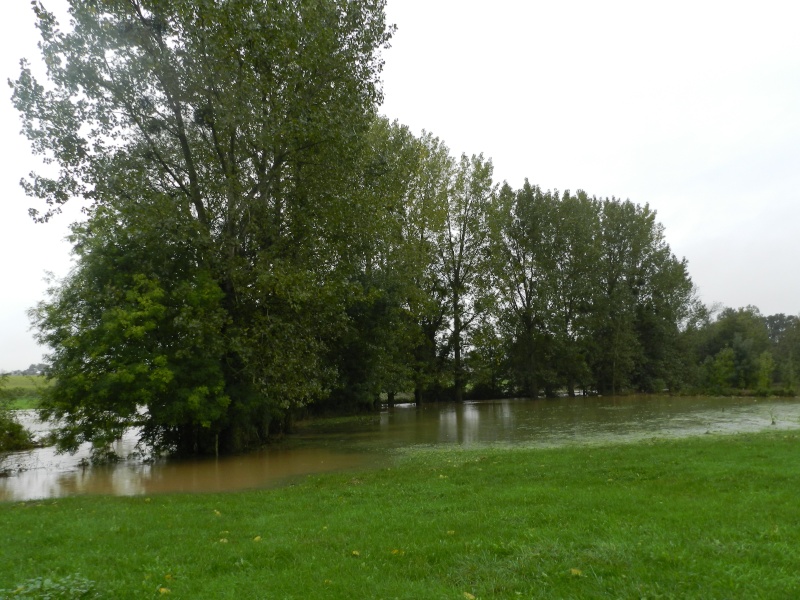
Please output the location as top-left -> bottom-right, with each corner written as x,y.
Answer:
765,314 -> 799,391
548,190 -> 601,396
487,181 -> 557,398
696,307 -> 770,391
589,199 -> 692,394
435,154 -> 495,401
15,0 -> 393,455
322,119 -> 429,410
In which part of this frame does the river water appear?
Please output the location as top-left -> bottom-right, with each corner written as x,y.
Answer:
2,395 -> 799,502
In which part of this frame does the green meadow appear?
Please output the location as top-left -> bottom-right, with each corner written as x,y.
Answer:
0,375 -> 48,409
1,431 -> 798,598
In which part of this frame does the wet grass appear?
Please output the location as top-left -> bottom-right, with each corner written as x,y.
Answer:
1,431 -> 799,598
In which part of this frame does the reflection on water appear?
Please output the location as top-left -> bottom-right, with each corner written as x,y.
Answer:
380,396 -> 800,447
3,396 -> 799,501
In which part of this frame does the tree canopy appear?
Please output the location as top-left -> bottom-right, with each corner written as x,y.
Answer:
15,0 -> 393,456
13,1 -> 756,460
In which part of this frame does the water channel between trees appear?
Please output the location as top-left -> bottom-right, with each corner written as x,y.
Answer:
2,395 -> 800,502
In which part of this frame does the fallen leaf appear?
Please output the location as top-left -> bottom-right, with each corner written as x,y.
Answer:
253,536 -> 262,542
463,593 -> 476,600
351,550 -> 360,557
570,568 -> 583,576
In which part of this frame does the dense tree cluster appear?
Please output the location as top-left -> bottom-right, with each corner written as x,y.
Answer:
682,307 -> 799,396
13,1 -> 792,459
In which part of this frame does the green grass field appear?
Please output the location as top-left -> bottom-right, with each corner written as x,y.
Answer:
0,375 -> 49,409
1,431 -> 798,598
2,375 -> 48,390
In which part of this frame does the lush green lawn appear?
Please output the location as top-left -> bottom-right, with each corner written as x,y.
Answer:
1,431 -> 798,599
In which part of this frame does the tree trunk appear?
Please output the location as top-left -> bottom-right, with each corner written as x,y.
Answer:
453,294 -> 464,403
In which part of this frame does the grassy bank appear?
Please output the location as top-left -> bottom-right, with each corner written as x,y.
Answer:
1,431 -> 799,599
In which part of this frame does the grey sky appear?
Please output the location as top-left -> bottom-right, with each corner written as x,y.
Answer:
2,0 -> 799,370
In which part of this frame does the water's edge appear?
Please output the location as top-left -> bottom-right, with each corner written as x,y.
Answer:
3,396 -> 799,502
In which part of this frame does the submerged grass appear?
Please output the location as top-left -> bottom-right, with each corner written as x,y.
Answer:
1,431 -> 799,598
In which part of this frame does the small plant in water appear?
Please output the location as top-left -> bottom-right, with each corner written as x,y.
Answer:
768,408 -> 777,426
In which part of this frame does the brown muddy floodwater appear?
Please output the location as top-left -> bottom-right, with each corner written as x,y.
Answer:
2,395 -> 800,502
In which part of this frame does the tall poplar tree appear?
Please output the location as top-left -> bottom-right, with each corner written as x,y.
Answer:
15,0 -> 392,456
435,154 -> 495,402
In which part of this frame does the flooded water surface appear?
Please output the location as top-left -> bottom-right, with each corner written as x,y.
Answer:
3,395 -> 799,501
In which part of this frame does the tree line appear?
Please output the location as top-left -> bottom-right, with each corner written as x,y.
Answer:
681,307 -> 799,396
11,1 -> 796,458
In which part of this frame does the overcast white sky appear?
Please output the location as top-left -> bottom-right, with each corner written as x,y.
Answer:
2,1 -> 799,371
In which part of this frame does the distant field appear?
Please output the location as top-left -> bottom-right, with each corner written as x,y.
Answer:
1,376 -> 49,409
3,375 -> 50,390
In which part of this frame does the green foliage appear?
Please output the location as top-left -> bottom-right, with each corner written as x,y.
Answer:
15,0 -> 393,455
756,351 -> 776,393
14,0 -> 768,459
31,198 -> 231,456
481,185 -> 693,397
685,307 -> 800,396
703,347 -> 736,394
434,153 -> 496,401
0,374 -> 36,452
0,414 -> 35,453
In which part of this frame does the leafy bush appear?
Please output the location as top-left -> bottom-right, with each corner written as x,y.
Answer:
0,411 -> 35,452
0,375 -> 35,452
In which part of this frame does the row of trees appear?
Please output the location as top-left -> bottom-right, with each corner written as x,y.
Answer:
682,307 -> 799,395
15,1 -> 782,459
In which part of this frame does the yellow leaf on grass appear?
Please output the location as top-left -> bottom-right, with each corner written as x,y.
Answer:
253,536 -> 262,542
463,593 -> 476,600
570,568 -> 583,576
351,550 -> 360,557
158,588 -> 170,595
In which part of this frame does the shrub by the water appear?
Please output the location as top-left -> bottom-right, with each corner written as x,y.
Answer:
0,374 -> 36,452
0,412 -> 34,452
